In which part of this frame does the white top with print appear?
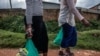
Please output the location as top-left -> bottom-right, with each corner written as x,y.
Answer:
25,0 -> 43,24
58,0 -> 84,26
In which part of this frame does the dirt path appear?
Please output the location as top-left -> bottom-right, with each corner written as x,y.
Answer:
0,49 -> 100,56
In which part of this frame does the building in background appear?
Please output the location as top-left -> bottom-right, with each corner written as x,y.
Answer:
76,0 -> 100,20
0,1 -> 60,21
0,0 -> 100,21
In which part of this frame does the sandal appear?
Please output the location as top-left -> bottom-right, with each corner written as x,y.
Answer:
65,49 -> 74,56
59,51 -> 64,56
65,52 -> 74,56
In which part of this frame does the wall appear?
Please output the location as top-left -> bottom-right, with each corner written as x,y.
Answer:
0,9 -> 59,21
0,9 -> 99,21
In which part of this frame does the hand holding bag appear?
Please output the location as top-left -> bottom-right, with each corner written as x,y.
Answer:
16,38 -> 39,56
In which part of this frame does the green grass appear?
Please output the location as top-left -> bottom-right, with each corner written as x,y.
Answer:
0,29 -> 100,51
76,30 -> 100,51
0,29 -> 25,48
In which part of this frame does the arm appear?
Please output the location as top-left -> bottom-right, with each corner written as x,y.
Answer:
25,0 -> 33,25
25,0 -> 33,37
66,0 -> 84,21
66,0 -> 90,26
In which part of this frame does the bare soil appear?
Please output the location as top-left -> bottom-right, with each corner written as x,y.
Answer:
0,49 -> 100,56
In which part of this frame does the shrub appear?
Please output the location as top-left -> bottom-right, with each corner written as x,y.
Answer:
76,19 -> 100,31
0,16 -> 24,33
45,20 -> 59,33
0,16 -> 100,33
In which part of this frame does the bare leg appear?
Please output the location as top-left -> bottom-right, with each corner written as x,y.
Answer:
65,47 -> 71,53
59,47 -> 65,56
65,47 -> 74,56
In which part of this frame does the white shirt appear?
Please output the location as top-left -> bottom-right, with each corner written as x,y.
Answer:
58,0 -> 84,26
25,0 -> 43,24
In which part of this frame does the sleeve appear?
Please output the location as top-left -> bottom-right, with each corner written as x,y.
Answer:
25,0 -> 33,24
66,0 -> 84,20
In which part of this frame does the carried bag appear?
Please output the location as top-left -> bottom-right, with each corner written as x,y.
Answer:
53,28 -> 63,45
16,38 -> 39,56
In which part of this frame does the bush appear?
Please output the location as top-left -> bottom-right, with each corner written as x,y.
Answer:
46,19 -> 100,33
0,16 -> 100,33
46,20 -> 59,33
0,16 -> 24,33
0,16 -> 60,33
76,19 -> 100,31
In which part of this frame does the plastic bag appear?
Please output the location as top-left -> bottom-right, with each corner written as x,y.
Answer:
16,38 -> 39,56
16,48 -> 28,56
53,28 -> 63,45
25,38 -> 39,56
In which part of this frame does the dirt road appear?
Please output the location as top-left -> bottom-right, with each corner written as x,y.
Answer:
0,49 -> 100,56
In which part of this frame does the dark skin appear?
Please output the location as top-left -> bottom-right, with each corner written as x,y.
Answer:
81,19 -> 90,27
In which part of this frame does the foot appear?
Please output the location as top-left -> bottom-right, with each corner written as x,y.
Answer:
59,51 -> 64,56
65,52 -> 74,56
65,48 -> 74,56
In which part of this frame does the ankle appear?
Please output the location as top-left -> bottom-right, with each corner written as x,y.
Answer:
65,48 -> 71,53
59,51 -> 64,55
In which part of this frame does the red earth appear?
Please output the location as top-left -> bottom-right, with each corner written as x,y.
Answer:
0,49 -> 100,56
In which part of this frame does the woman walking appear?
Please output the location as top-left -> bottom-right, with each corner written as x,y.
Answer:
24,0 -> 48,56
58,0 -> 90,56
